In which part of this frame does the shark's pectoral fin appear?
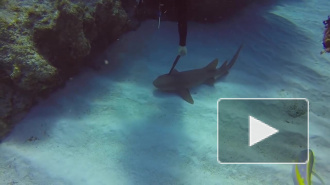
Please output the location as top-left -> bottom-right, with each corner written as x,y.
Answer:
205,78 -> 215,86
177,89 -> 194,104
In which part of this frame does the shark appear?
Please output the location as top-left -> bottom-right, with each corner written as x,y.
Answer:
153,44 -> 243,104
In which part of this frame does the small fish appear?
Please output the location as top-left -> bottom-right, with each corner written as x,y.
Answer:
292,149 -> 325,185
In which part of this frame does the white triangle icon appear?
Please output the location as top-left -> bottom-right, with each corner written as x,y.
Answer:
249,116 -> 279,147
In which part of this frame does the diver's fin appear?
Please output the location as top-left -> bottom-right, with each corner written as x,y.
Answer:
177,89 -> 194,104
205,78 -> 215,86
204,59 -> 218,71
312,171 -> 325,185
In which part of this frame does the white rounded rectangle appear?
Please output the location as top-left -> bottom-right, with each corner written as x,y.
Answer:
217,98 -> 309,165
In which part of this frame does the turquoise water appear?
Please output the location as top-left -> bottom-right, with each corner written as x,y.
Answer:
0,0 -> 329,184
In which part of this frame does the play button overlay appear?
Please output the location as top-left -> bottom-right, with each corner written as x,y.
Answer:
217,98 -> 308,164
249,116 -> 279,147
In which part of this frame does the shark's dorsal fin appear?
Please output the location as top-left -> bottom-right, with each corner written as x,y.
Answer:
177,89 -> 194,104
204,59 -> 218,71
205,78 -> 215,86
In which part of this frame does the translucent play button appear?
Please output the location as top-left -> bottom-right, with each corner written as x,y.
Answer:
249,116 -> 279,147
217,98 -> 308,164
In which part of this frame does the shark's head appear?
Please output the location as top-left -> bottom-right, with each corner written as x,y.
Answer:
153,74 -> 176,91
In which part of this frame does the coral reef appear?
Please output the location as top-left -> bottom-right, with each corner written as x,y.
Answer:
0,0 -> 134,140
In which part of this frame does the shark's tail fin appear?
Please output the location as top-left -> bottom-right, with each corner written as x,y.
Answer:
215,60 -> 228,78
226,44 -> 243,70
215,44 -> 243,78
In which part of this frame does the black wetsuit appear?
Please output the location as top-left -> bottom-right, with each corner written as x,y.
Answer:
176,0 -> 187,47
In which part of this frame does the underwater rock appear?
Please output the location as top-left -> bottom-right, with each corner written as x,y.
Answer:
0,0 -> 134,140
0,83 -> 33,140
33,0 -> 130,69
0,1 -> 63,140
135,0 -> 258,22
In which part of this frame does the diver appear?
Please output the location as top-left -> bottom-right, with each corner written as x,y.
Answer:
176,0 -> 188,56
136,0 -> 188,56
